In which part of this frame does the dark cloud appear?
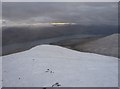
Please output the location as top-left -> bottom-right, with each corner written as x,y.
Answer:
2,2 -> 118,25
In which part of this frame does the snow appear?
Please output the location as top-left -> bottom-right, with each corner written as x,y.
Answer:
0,57 -> 2,88
2,45 -> 118,87
75,34 -> 119,57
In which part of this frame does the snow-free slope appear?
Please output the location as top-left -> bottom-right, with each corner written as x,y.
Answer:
2,45 -> 118,87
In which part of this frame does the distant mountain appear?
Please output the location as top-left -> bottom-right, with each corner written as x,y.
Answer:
2,25 -> 118,55
3,45 -> 118,87
3,25 -> 117,46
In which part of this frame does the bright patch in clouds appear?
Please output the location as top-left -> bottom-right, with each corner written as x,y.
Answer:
50,22 -> 76,25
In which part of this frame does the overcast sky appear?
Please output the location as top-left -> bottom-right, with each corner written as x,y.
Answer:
2,2 -> 118,25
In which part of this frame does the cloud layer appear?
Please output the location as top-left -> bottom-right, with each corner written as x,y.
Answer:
2,2 -> 118,25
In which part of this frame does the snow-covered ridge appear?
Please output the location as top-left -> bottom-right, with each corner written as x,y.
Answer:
2,45 -> 118,87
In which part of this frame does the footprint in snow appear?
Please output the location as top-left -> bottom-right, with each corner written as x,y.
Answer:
45,69 -> 54,73
52,82 -> 61,87
45,69 -> 50,72
32,59 -> 35,61
19,77 -> 21,80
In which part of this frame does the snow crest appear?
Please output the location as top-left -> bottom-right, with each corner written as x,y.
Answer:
2,45 -> 118,87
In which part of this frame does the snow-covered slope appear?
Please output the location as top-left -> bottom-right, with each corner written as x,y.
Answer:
75,34 -> 119,57
2,45 -> 118,87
